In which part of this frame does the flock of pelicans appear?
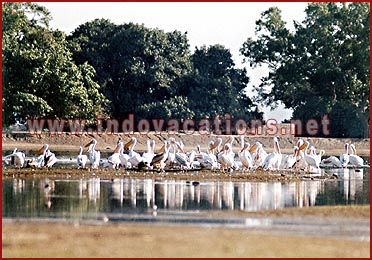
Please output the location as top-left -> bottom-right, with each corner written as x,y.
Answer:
3,136 -> 367,173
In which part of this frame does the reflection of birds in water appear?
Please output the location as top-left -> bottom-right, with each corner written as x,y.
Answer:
42,179 -> 55,208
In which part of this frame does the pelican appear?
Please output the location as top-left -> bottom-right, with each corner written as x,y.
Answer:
150,140 -> 170,172
195,144 -> 218,170
172,140 -> 195,170
348,144 -> 364,167
218,143 -> 235,172
77,146 -> 88,169
321,156 -> 342,168
126,137 -> 144,168
294,139 -> 307,170
283,146 -> 299,169
103,141 -> 122,169
44,148 -> 57,168
118,141 -> 131,168
339,143 -> 350,167
223,136 -> 239,169
28,144 -> 49,168
301,141 -> 320,172
4,148 -> 26,169
165,137 -> 177,168
309,146 -> 325,166
238,136 -> 253,171
250,141 -> 268,168
142,139 -> 156,165
85,138 -> 100,169
209,138 -> 223,155
262,137 -> 282,170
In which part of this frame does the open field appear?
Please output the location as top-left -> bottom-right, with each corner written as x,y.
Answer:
3,205 -> 370,258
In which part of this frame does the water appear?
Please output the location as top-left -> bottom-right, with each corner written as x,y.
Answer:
3,168 -> 369,221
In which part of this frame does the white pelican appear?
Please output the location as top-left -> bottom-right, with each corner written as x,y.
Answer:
283,146 -> 299,169
309,146 -> 325,166
44,148 -> 57,168
224,136 -> 239,169
150,140 -> 170,172
142,139 -> 156,165
348,144 -> 364,167
173,140 -> 195,170
28,144 -> 49,168
321,156 -> 342,168
292,139 -> 307,170
165,137 -> 177,168
301,141 -> 321,172
250,142 -> 268,168
125,137 -> 144,168
4,148 -> 26,169
85,138 -> 101,169
209,138 -> 223,155
218,143 -> 235,172
238,136 -> 253,171
262,137 -> 282,170
103,141 -> 122,169
77,146 -> 88,169
119,141 -> 131,169
339,143 -> 350,167
195,144 -> 218,170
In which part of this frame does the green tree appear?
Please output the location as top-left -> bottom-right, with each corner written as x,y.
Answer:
2,2 -> 107,126
179,45 -> 259,124
241,2 -> 369,137
69,21 -> 192,122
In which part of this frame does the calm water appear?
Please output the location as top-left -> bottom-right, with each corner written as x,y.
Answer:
3,167 -> 369,224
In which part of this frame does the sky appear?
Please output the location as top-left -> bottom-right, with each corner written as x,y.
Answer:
38,2 -> 309,122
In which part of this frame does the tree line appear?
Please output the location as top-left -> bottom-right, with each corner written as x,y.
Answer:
2,2 -> 369,137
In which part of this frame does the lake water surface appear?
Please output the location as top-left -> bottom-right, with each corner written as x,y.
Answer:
3,167 -> 369,222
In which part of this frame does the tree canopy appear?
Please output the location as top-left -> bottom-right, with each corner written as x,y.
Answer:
2,2 -> 107,126
241,2 -> 370,137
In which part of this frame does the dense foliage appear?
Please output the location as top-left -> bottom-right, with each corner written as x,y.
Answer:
241,2 -> 370,137
2,2 -> 107,126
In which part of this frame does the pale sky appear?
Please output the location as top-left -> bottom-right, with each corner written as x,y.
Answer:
38,2 -> 309,122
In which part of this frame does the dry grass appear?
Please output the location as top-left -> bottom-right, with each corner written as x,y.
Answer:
3,205 -> 370,258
